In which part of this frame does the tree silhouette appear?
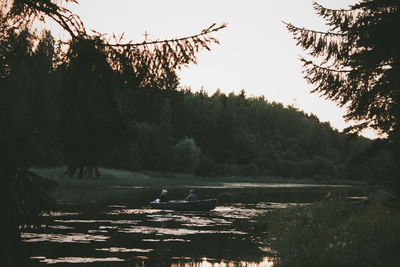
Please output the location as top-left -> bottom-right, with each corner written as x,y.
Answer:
0,24 -> 56,266
285,0 -> 400,139
285,0 -> 400,189
0,0 -> 225,264
1,0 -> 226,177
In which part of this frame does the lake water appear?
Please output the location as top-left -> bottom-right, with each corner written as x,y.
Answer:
22,183 -> 367,267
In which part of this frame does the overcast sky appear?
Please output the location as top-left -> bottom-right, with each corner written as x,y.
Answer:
63,0 -> 376,137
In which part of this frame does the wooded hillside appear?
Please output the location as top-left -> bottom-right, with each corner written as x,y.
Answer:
4,29 -> 390,182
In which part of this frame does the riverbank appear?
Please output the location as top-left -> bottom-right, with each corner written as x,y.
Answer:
32,167 -> 370,204
255,198 -> 400,266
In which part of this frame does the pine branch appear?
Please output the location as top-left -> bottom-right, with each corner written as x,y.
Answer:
2,0 -> 227,89
3,0 -> 85,38
300,57 -> 351,73
102,23 -> 227,48
313,2 -> 357,31
284,21 -> 346,36
285,21 -> 349,63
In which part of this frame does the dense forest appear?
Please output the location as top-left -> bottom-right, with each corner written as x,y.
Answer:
2,1 -> 399,266
3,27 -> 394,183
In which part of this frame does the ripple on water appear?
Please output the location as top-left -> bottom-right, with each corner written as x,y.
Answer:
142,238 -> 190,242
164,238 -> 191,242
107,205 -> 127,208
255,202 -> 309,209
104,209 -> 160,215
146,213 -> 232,226
118,226 -> 247,236
31,256 -> 124,264
170,257 -> 265,267
53,219 -> 140,225
48,225 -> 75,230
221,183 -> 349,188
43,212 -> 81,217
22,233 -> 109,243
95,247 -> 153,253
212,206 -> 268,219
88,229 -> 108,233
99,225 -> 119,229
179,182 -> 349,189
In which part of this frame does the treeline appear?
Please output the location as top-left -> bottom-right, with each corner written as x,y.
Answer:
3,29 -> 392,182
117,87 -> 378,180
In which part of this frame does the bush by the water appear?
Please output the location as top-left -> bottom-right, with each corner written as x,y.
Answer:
258,199 -> 400,267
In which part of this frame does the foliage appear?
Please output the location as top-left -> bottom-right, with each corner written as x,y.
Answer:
286,0 -> 400,191
173,137 -> 201,173
0,23 -> 58,265
1,0 -> 226,176
260,200 -> 400,267
0,0 -> 225,265
60,39 -> 126,178
285,0 -> 400,138
0,26 -> 386,182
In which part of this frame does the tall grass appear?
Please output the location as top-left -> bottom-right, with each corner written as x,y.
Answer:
31,167 -> 219,203
257,200 -> 400,267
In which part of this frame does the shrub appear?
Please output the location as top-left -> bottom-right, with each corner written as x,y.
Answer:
172,137 -> 201,173
261,200 -> 400,267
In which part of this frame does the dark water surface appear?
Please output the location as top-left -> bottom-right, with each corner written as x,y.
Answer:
22,184 -> 367,267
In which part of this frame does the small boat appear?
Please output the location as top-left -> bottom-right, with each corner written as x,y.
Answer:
149,199 -> 218,211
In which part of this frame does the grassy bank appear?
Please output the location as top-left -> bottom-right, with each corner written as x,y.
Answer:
256,198 -> 400,267
32,167 -> 370,204
32,167 -> 219,204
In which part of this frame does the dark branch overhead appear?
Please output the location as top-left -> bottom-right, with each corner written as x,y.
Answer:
1,0 -> 227,88
283,21 -> 347,36
103,23 -> 228,48
286,0 -> 400,137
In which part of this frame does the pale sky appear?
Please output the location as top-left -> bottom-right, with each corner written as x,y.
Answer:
61,0 -> 376,137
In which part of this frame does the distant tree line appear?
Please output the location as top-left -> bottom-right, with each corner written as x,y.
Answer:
113,87 -> 392,182
1,0 -> 398,265
3,28 -> 394,183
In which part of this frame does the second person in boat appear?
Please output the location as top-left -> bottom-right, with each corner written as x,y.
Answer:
185,189 -> 198,202
159,189 -> 168,202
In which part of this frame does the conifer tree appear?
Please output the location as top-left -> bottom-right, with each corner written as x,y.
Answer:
1,0 -> 226,177
286,0 -> 400,189
0,23 -> 55,266
0,0 -> 225,264
285,0 -> 400,139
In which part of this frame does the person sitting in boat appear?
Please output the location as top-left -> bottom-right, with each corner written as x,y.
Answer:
159,189 -> 168,202
185,189 -> 198,202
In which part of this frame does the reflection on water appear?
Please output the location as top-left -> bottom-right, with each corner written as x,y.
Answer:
147,213 -> 232,226
167,257 -> 274,267
43,212 -> 81,217
95,247 -> 153,253
118,225 -> 247,235
23,184 -> 365,266
183,183 -> 349,189
54,219 -> 141,224
22,232 -> 110,243
31,256 -> 274,266
33,256 -> 125,264
105,208 -> 160,215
